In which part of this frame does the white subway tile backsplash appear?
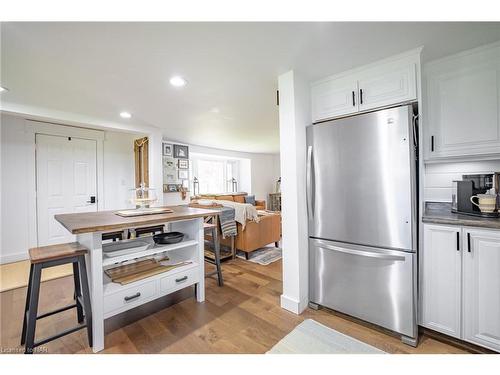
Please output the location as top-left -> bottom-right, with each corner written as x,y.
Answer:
424,160 -> 500,202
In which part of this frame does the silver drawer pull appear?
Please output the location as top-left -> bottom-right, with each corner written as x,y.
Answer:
318,244 -> 405,261
124,292 -> 141,301
175,276 -> 188,283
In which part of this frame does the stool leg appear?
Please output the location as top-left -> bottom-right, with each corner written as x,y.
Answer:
231,236 -> 236,260
24,264 -> 42,354
212,227 -> 223,287
73,262 -> 84,323
21,264 -> 34,345
78,255 -> 93,348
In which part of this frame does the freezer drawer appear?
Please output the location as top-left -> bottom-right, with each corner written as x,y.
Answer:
309,238 -> 416,338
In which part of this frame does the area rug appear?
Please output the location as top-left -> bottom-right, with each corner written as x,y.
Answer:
267,319 -> 386,354
0,260 -> 73,293
236,246 -> 282,265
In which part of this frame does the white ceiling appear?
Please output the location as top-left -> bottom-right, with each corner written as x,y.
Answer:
1,22 -> 500,153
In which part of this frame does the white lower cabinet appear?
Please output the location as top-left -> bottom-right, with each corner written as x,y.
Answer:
422,224 -> 500,352
463,229 -> 500,352
422,224 -> 462,338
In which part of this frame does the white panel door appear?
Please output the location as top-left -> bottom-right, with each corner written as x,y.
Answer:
463,228 -> 500,352
36,134 -> 97,246
358,63 -> 417,112
421,224 -> 462,338
311,77 -> 358,122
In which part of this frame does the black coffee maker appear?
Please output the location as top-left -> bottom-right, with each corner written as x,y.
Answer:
451,173 -> 500,217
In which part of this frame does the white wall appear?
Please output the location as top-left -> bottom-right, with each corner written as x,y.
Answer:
103,131 -> 138,210
1,114 -> 32,264
162,141 -> 280,206
278,70 -> 310,314
424,160 -> 500,202
0,113 -> 139,263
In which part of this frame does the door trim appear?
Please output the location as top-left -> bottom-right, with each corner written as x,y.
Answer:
27,120 -> 104,247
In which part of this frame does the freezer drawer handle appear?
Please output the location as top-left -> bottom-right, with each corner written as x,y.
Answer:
318,244 -> 406,261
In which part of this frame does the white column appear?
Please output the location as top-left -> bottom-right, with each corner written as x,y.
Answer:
278,70 -> 310,314
148,129 -> 164,205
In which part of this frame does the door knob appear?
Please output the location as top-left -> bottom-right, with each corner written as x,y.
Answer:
87,196 -> 96,204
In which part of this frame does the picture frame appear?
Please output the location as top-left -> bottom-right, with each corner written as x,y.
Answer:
165,173 -> 175,183
173,144 -> 189,159
162,143 -> 173,157
177,159 -> 189,169
164,184 -> 178,193
178,170 -> 188,179
163,156 -> 175,170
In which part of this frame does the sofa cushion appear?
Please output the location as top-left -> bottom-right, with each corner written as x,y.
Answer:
244,195 -> 256,205
216,195 -> 234,202
234,195 -> 246,203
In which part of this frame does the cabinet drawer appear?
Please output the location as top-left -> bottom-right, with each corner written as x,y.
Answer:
160,266 -> 199,293
104,280 -> 157,315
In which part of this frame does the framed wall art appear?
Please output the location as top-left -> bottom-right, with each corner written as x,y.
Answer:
173,144 -> 189,159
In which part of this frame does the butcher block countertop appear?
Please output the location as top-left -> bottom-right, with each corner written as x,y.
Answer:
55,205 -> 219,234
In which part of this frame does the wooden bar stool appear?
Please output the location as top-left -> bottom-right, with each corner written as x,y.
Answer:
21,242 -> 93,354
203,223 -> 223,286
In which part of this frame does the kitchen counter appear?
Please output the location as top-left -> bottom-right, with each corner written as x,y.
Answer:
422,202 -> 500,230
55,205 -> 219,234
55,205 -> 218,353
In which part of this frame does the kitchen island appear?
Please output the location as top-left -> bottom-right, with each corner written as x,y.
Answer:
55,205 -> 219,353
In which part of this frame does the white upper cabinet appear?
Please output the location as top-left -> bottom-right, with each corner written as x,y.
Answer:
358,62 -> 417,112
463,228 -> 500,352
311,49 -> 420,123
424,43 -> 500,160
421,224 -> 462,338
311,78 -> 358,121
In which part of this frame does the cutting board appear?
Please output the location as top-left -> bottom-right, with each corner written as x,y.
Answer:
105,258 -> 192,285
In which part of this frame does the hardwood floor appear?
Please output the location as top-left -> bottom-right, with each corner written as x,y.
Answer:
0,258 -> 472,354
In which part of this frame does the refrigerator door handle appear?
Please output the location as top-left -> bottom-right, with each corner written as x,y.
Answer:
316,242 -> 406,262
307,145 -> 314,218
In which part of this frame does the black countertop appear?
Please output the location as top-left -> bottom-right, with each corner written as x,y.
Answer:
423,202 -> 500,230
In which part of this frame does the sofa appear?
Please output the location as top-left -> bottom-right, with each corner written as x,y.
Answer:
193,192 -> 266,210
190,193 -> 281,259
220,211 -> 281,259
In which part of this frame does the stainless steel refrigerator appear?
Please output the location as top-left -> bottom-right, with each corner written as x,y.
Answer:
307,104 -> 418,345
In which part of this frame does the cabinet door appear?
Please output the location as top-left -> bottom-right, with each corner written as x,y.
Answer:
463,228 -> 500,352
425,46 -> 500,159
311,77 -> 358,122
421,224 -> 462,338
358,63 -> 417,112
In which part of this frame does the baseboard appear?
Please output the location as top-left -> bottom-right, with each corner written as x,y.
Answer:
0,252 -> 29,265
421,327 -> 496,354
280,294 -> 308,314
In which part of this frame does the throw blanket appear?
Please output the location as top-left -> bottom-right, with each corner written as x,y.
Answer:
218,207 -> 237,239
205,200 -> 260,230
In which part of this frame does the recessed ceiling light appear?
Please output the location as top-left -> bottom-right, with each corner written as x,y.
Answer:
120,111 -> 132,119
0,86 -> 9,92
169,76 -> 187,87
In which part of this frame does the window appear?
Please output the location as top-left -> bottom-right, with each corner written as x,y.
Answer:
191,154 -> 241,194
